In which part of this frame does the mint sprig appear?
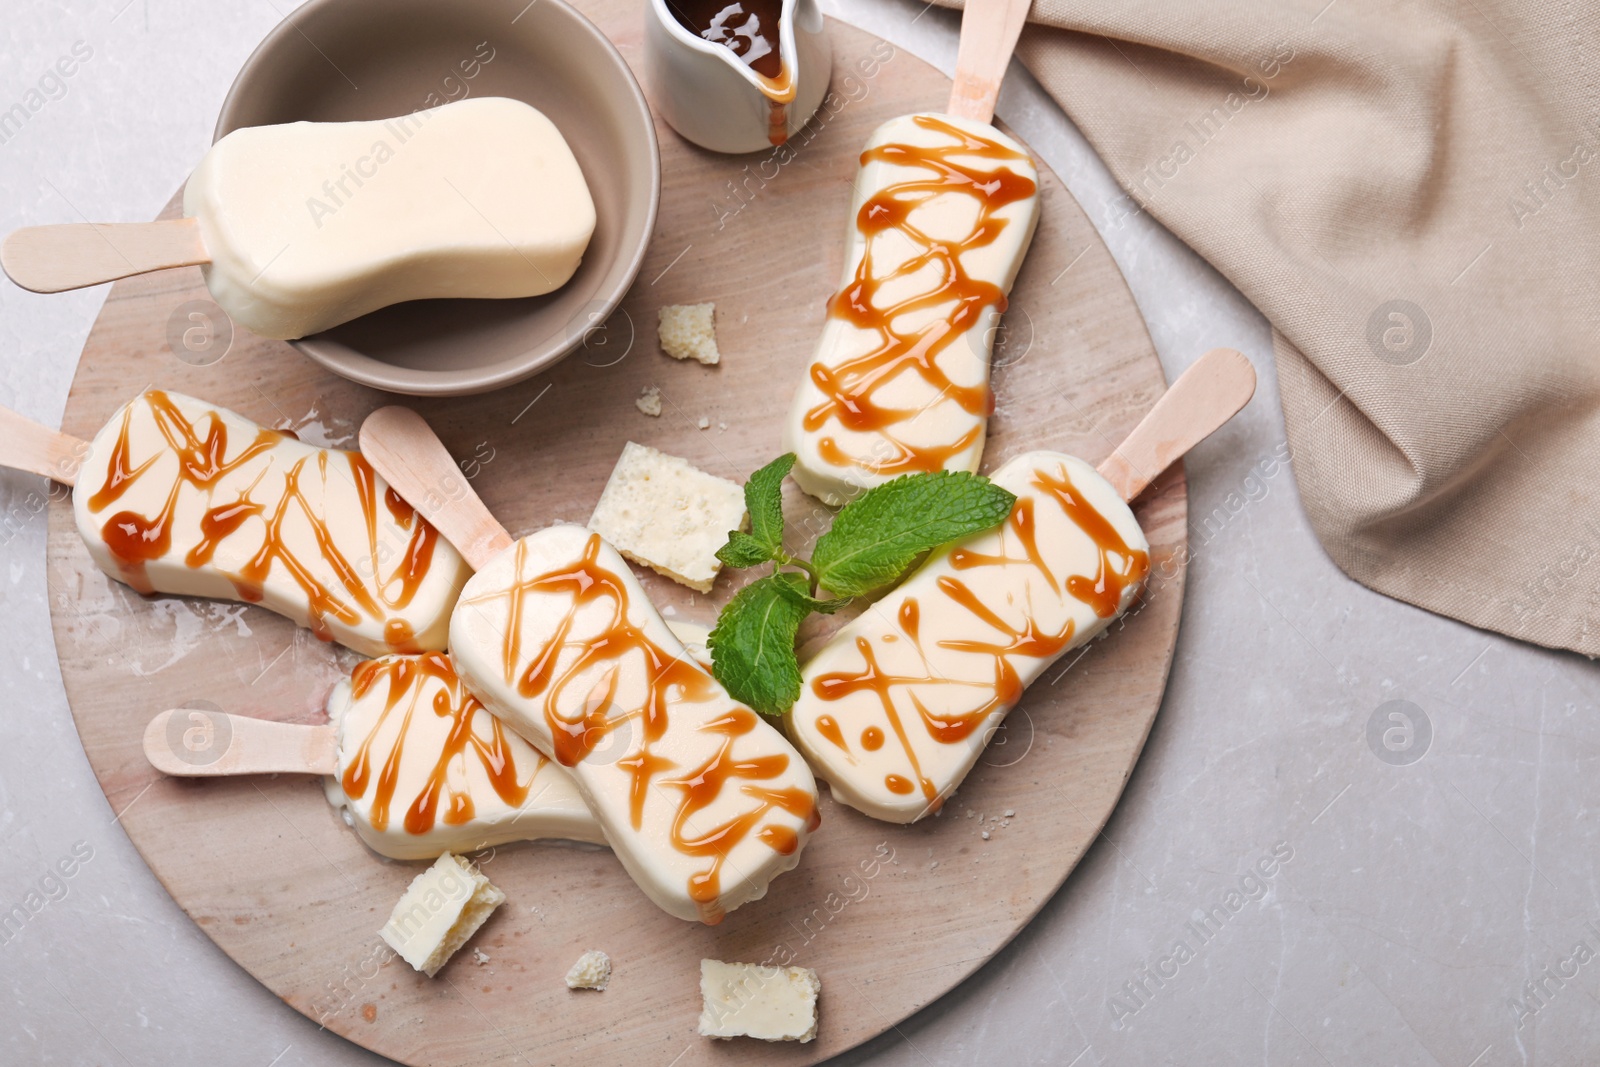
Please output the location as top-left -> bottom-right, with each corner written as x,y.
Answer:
709,455 -> 1016,717
706,573 -> 811,717
811,470 -> 1018,598
715,453 -> 793,569
716,530 -> 776,569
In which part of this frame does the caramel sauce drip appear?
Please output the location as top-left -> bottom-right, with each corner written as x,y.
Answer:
767,97 -> 789,147
950,496 -> 1054,588
813,638 -> 941,804
815,714 -> 847,751
810,462 -> 1144,800
670,709 -> 814,911
482,532 -> 816,922
99,484 -> 180,595
804,115 -> 1036,475
339,653 -> 533,836
86,391 -> 440,648
1031,468 -> 1150,618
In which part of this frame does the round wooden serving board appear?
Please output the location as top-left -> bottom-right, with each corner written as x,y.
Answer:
45,11 -> 1186,1067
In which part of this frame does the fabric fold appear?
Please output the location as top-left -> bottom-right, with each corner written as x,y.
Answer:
934,0 -> 1600,654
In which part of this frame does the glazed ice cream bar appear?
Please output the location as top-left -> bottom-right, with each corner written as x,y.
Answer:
785,452 -> 1149,823
73,390 -> 469,657
184,97 -> 595,339
324,652 -> 604,860
785,113 -> 1040,505
449,524 -> 819,924
144,652 -> 604,861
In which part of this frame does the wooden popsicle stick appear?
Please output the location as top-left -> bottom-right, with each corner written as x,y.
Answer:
143,708 -> 337,777
947,0 -> 1033,124
1098,347 -> 1257,503
1,217 -> 210,294
0,406 -> 87,486
359,406 -> 514,571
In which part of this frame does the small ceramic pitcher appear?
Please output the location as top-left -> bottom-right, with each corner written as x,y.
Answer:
645,0 -> 832,154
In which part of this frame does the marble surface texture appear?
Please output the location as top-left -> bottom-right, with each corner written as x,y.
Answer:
1,1 -> 1595,1064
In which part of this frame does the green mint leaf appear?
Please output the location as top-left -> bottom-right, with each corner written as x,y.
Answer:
714,454 -> 794,570
716,530 -> 775,569
744,453 -> 795,555
772,576 -> 849,615
812,471 -> 1017,598
708,572 -> 811,717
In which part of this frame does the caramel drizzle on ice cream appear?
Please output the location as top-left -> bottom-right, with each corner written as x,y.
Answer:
341,653 -> 537,835
804,115 -> 1036,476
469,532 -> 817,923
87,390 -> 440,649
810,462 -> 1149,805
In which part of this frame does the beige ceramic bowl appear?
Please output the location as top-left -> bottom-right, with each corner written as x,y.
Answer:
215,0 -> 659,396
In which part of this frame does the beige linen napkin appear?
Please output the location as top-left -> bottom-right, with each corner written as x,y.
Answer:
939,0 -> 1600,655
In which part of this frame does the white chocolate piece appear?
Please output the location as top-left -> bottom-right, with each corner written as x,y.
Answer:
658,302 -> 720,364
785,113 -> 1040,505
664,619 -> 714,670
184,97 -> 595,339
784,452 -> 1149,823
323,653 -> 605,860
450,525 -> 818,923
380,853 -> 504,977
565,949 -> 612,990
698,960 -> 820,1043
587,441 -> 747,594
72,389 -> 469,657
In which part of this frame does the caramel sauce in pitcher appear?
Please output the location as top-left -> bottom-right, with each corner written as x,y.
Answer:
810,461 -> 1148,802
87,391 -> 440,649
670,0 -> 783,78
804,116 -> 1037,475
669,0 -> 794,144
471,532 -> 817,922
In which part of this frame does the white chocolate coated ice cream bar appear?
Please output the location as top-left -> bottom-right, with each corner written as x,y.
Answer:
785,452 -> 1149,823
72,390 -> 469,656
185,97 -> 595,339
449,524 -> 819,924
324,652 -> 602,860
785,113 -> 1040,505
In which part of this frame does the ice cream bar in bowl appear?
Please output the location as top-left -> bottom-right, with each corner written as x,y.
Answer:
0,389 -> 469,657
143,652 -> 604,860
1,98 -> 595,341
358,407 -> 821,925
786,348 -> 1257,822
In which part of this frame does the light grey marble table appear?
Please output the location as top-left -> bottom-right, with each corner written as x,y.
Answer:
2,1 -> 1595,1064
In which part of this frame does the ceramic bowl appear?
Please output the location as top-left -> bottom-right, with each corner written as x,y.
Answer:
217,0 -> 659,396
